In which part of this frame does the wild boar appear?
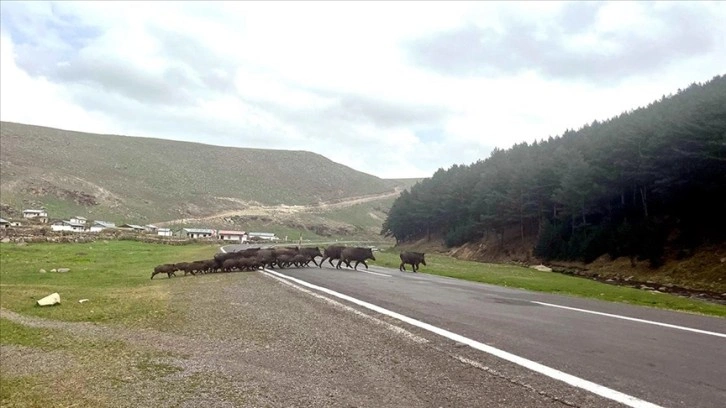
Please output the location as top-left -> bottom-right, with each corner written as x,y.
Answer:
337,247 -> 376,271
399,252 -> 426,273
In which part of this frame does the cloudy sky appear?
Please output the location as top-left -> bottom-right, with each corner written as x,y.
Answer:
2,1 -> 725,179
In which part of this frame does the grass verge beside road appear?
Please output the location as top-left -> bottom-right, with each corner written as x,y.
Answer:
0,241 -> 216,327
374,251 -> 726,317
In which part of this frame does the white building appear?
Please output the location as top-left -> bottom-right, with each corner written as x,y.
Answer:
51,220 -> 86,232
22,209 -> 48,222
182,228 -> 215,239
248,232 -> 279,241
218,230 -> 247,242
157,228 -> 172,237
89,221 -> 116,232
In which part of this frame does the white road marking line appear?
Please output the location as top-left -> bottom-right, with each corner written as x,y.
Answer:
359,270 -> 391,277
532,301 -> 726,338
262,268 -> 662,408
262,270 -> 427,344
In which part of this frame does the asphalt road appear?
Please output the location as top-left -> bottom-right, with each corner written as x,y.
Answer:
222,245 -> 726,408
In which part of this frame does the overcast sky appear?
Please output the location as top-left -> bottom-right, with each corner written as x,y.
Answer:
2,1 -> 725,179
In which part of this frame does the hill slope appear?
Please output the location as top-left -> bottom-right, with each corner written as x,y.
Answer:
0,122 -> 402,224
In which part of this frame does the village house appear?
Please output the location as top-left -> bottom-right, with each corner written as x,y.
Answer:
0,218 -> 9,228
144,224 -> 158,233
118,224 -> 146,232
182,228 -> 215,239
218,230 -> 248,243
51,220 -> 86,232
22,209 -> 48,223
70,216 -> 87,225
157,228 -> 172,237
89,221 -> 116,232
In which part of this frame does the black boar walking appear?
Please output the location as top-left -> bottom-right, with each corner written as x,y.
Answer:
151,263 -> 176,279
337,247 -> 376,271
399,252 -> 426,273
320,245 -> 345,268
299,246 -> 323,266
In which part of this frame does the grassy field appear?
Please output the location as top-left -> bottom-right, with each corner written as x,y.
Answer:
0,241 -> 217,327
0,241 -> 250,407
374,251 -> 726,317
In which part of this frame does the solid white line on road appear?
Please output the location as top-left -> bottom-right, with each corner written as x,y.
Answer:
262,268 -> 662,408
263,270 -> 427,344
532,301 -> 726,338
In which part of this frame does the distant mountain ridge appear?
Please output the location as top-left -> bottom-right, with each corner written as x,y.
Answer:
0,121 -> 408,225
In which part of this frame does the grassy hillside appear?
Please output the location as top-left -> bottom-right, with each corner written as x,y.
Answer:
0,122 -> 402,225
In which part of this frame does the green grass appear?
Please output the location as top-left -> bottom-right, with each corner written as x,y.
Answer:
0,317 -> 128,352
39,196 -> 131,226
0,318 -> 69,350
375,251 -> 726,317
0,241 -> 217,326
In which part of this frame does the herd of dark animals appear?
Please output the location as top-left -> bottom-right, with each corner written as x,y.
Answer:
152,245 -> 427,279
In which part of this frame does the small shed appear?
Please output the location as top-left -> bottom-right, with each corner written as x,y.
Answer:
0,218 -> 9,228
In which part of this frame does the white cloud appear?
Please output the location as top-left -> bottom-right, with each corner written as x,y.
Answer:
1,1 -> 725,179
0,33 -> 113,134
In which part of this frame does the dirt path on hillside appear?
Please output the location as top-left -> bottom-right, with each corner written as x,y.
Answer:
154,188 -> 402,226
